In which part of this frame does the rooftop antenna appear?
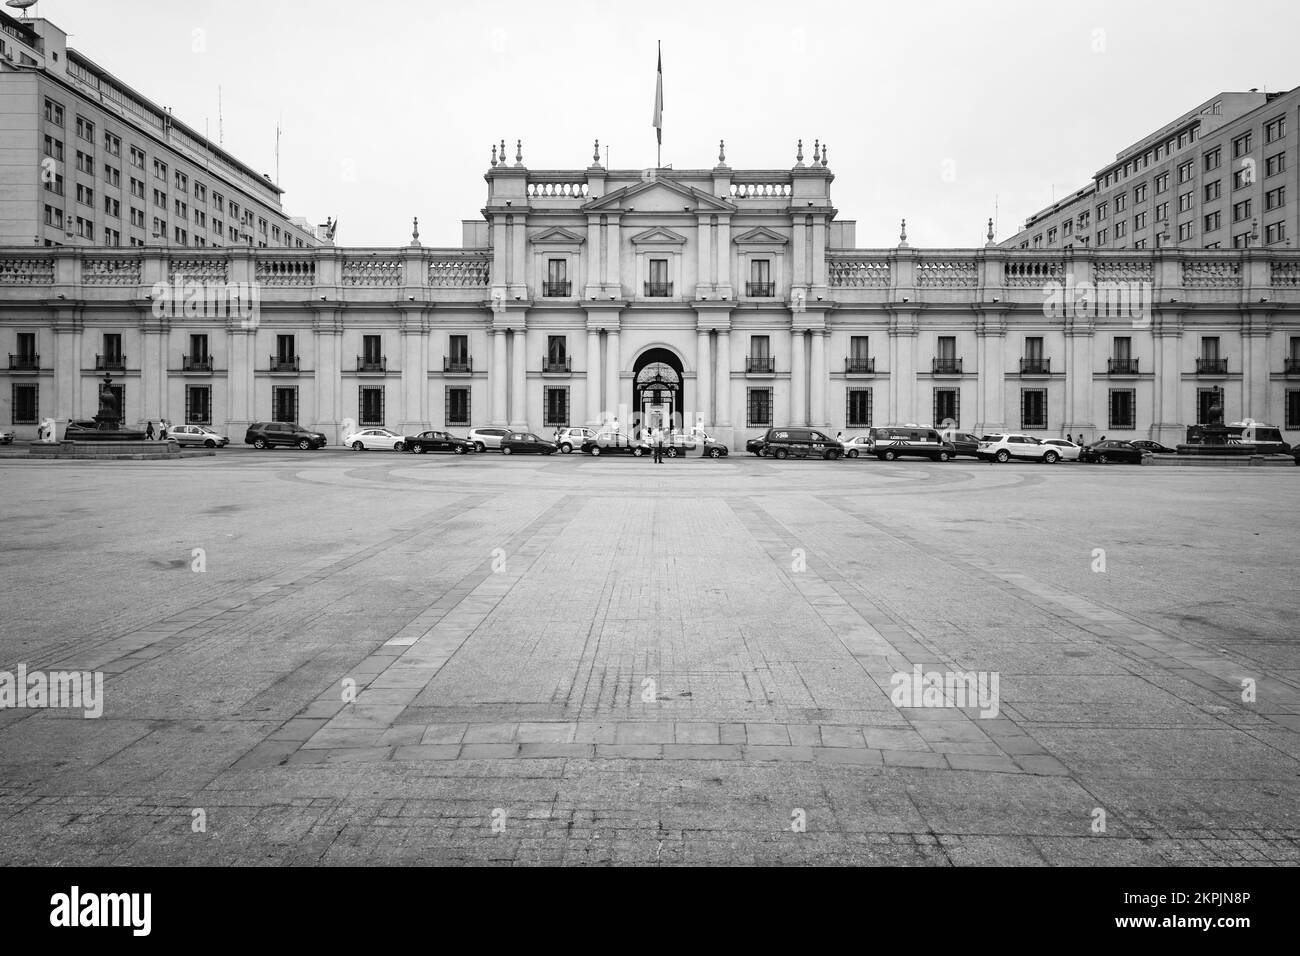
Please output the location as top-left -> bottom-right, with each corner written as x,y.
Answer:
275,115 -> 281,185
218,86 -> 224,147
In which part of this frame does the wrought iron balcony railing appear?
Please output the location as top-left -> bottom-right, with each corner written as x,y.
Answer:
95,354 -> 126,371
845,357 -> 875,374
746,281 -> 775,297
357,356 -> 387,372
8,354 -> 39,370
932,357 -> 963,374
1196,358 -> 1228,375
542,357 -> 572,374
182,355 -> 213,372
1019,358 -> 1051,374
270,355 -> 300,372
1108,358 -> 1140,374
746,357 -> 775,374
644,282 -> 673,298
542,280 -> 571,297
443,357 -> 472,374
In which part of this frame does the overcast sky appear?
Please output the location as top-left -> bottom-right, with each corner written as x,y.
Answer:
43,0 -> 1300,248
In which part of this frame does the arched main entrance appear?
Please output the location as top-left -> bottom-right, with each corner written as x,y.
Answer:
632,347 -> 684,432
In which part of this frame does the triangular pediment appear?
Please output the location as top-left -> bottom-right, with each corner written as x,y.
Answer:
530,226 -> 586,245
629,226 -> 688,245
583,177 -> 736,213
732,226 -> 789,245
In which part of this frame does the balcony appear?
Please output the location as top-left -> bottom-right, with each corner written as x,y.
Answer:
845,357 -> 876,375
1019,358 -> 1051,375
1108,358 -> 1140,375
746,281 -> 775,297
357,356 -> 387,374
95,354 -> 126,371
745,356 -> 775,374
932,357 -> 964,375
1196,357 -> 1228,375
644,282 -> 673,298
443,357 -> 473,374
1285,357 -> 1300,376
270,355 -> 300,373
181,355 -> 213,372
542,357 -> 572,374
8,354 -> 39,371
542,280 -> 571,298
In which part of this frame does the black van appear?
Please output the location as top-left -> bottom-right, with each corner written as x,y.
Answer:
869,426 -> 956,461
759,428 -> 844,460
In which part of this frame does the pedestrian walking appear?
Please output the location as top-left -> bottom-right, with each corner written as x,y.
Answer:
654,428 -> 665,464
159,420 -> 169,441
145,420 -> 155,441
1065,433 -> 1073,444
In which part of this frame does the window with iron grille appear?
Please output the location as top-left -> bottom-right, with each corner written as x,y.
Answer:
273,386 -> 298,423
446,387 -> 470,427
1109,389 -> 1135,429
1287,390 -> 1300,430
185,386 -> 211,425
544,387 -> 570,427
846,388 -> 872,427
359,387 -> 384,426
933,388 -> 959,428
747,388 -> 772,427
1021,389 -> 1047,429
12,384 -> 38,424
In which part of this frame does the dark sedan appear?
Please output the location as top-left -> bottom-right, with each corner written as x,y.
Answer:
406,430 -> 474,455
581,434 -> 650,457
501,432 -> 557,455
1131,440 -> 1176,455
1080,440 -> 1147,464
745,435 -> 767,456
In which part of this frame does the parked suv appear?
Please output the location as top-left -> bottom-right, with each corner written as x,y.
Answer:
467,426 -> 511,453
759,428 -> 844,460
555,427 -> 597,454
977,433 -> 1059,463
244,421 -> 327,450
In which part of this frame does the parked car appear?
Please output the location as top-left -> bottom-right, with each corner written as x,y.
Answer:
581,431 -> 651,456
938,428 -> 982,458
344,427 -> 406,452
1130,440 -> 1177,455
501,432 -> 558,455
554,427 -> 598,454
167,424 -> 230,448
660,432 -> 729,458
746,434 -> 768,456
870,426 -> 955,462
467,426 -> 511,453
405,430 -> 473,455
977,434 -> 1060,463
841,434 -> 874,458
0,429 -> 14,445
1041,438 -> 1083,461
1080,440 -> 1147,464
244,422 -> 328,450
758,427 -> 845,460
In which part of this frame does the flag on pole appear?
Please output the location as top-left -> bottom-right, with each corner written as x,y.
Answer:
652,42 -> 663,148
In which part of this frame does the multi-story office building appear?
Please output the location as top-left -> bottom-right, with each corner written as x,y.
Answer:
1007,87 -> 1297,253
3,142 -> 1300,449
0,11 -> 319,249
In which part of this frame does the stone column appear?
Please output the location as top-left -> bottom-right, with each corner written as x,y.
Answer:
1153,315 -> 1183,446
491,328 -> 508,425
605,329 -> 621,423
790,330 -> 806,426
1243,319 -> 1271,423
399,308 -> 430,434
225,326 -> 253,433
138,313 -> 168,425
809,329 -> 827,427
715,329 -> 732,426
586,327 -> 602,424
696,328 -> 712,427
313,310 -> 342,443
510,327 -> 527,429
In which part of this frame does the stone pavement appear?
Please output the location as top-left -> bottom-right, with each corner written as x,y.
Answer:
0,449 -> 1297,865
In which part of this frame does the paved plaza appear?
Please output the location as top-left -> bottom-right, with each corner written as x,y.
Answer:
0,450 -> 1297,865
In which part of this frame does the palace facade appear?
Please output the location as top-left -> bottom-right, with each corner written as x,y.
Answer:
3,142 -> 1300,449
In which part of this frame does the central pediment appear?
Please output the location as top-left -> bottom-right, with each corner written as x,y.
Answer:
583,177 -> 736,214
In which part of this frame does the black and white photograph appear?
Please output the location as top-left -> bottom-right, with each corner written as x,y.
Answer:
0,0 -> 1295,933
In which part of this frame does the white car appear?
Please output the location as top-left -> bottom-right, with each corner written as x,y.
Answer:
977,433 -> 1060,463
0,429 -> 14,445
554,427 -> 597,454
466,426 -> 511,452
344,427 -> 407,452
840,435 -> 874,458
167,424 -> 229,448
1041,438 -> 1082,461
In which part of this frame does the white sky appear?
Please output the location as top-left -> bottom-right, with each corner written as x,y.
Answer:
41,0 -> 1300,248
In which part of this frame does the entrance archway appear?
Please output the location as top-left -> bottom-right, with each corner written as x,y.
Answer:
631,347 -> 684,433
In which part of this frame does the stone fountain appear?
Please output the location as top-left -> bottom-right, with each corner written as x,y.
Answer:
29,373 -> 183,459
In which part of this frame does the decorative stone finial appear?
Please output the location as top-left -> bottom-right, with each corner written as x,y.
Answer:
718,140 -> 726,165
900,218 -> 908,243
413,217 -> 420,242
500,139 -> 507,163
515,140 -> 523,166
796,139 -> 804,167
593,139 -> 601,166
821,143 -> 828,167
987,218 -> 995,243
491,144 -> 498,167
813,139 -> 820,164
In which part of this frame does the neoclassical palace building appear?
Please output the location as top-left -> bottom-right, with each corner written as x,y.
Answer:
3,141 -> 1300,448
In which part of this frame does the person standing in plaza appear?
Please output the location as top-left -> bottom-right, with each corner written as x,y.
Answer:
145,420 -> 155,441
159,420 -> 169,441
